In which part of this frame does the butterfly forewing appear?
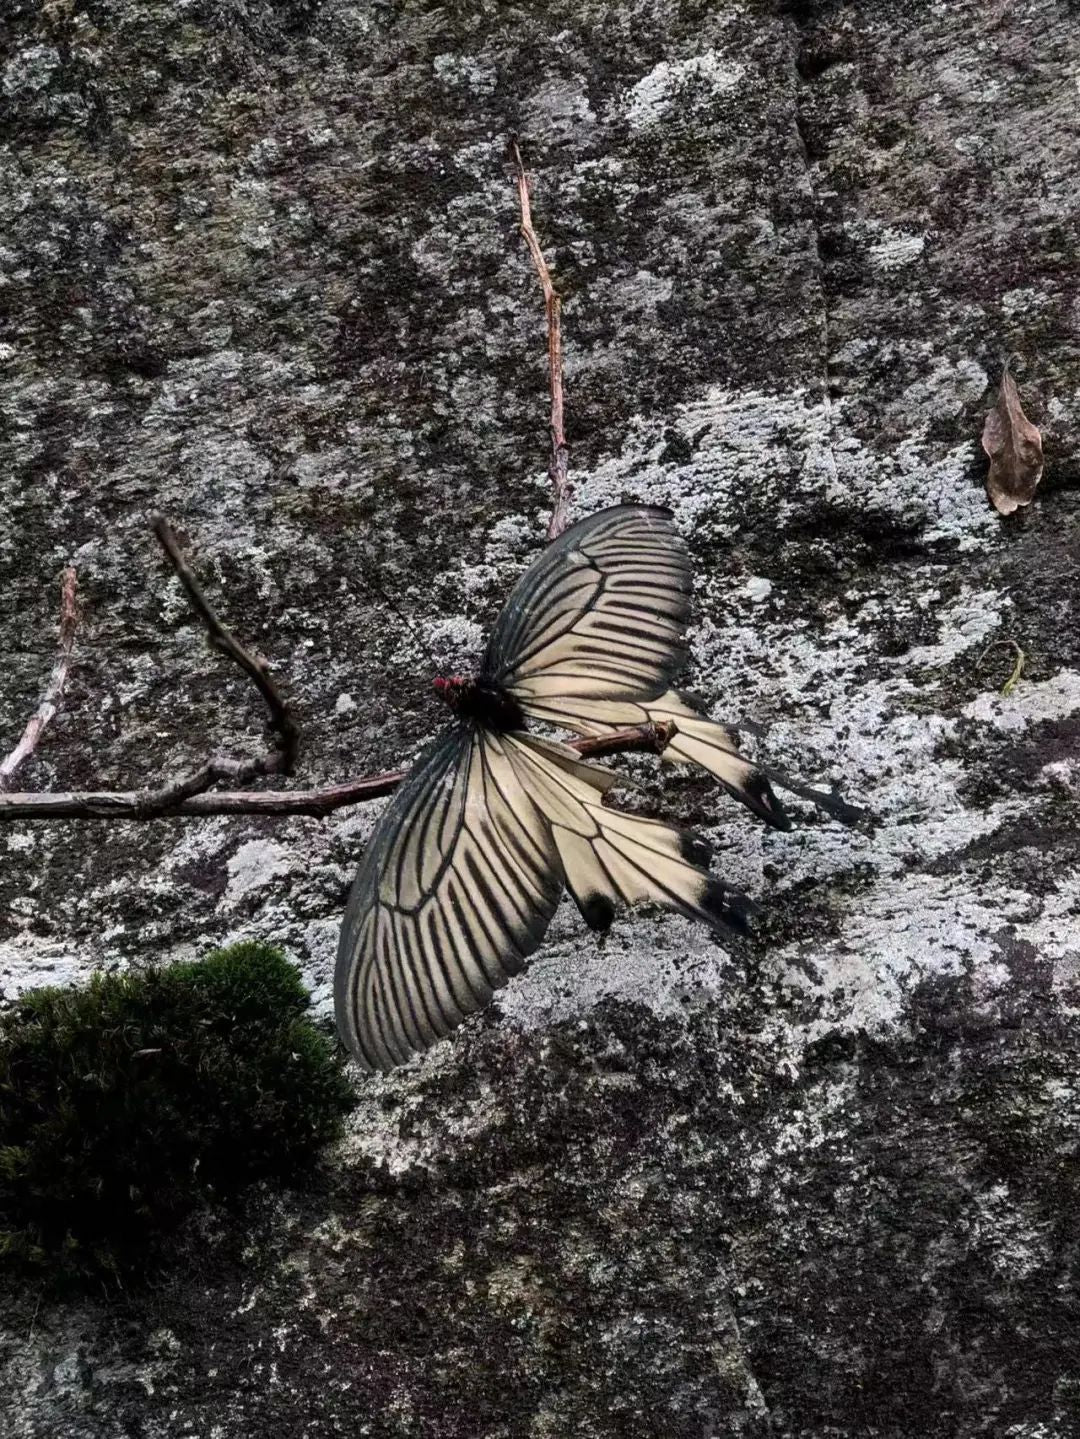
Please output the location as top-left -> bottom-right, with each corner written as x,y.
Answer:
335,725 -> 566,1071
484,506 -> 692,702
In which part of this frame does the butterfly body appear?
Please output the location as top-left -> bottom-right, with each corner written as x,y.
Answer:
336,505 -> 844,1072
433,675 -> 526,732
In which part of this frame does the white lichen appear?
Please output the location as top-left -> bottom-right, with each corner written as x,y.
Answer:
624,52 -> 746,129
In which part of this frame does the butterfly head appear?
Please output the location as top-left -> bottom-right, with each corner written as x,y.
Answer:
433,675 -> 468,708
434,675 -> 526,731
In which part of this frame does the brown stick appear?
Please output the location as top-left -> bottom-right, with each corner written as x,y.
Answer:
152,517 -> 300,773
0,723 -> 676,821
509,136 -> 571,541
0,568 -> 80,791
85,517 -> 306,814
2,159 -> 622,827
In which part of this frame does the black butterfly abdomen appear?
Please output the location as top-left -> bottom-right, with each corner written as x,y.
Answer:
460,678 -> 528,732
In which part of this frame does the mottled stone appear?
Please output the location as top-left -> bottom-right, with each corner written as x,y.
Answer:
2,1 -> 1080,1435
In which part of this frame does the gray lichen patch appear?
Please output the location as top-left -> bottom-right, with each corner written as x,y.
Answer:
2,0 -> 1080,1435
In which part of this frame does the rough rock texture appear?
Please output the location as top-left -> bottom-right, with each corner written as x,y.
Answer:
2,1 -> 1080,1434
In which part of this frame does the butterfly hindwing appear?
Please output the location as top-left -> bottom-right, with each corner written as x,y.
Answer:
335,725 -> 754,1070
516,689 -> 793,830
503,734 -> 752,937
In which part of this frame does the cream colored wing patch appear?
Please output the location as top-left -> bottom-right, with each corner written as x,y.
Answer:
502,732 -> 752,935
483,506 -> 692,703
335,724 -> 564,1071
517,690 -> 792,830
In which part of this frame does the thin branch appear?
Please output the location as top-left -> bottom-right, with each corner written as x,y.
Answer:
978,636 -> 1026,697
0,723 -> 676,821
86,517 -> 307,815
2,160 -> 642,828
509,136 -> 571,541
152,517 -> 300,773
127,752 -> 287,819
0,568 -> 80,791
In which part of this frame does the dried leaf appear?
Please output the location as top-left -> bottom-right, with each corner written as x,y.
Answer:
981,357 -> 1044,516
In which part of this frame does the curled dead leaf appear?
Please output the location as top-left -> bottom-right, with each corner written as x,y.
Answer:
981,356 -> 1044,516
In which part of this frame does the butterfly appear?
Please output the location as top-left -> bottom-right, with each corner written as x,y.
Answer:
335,505 -> 853,1071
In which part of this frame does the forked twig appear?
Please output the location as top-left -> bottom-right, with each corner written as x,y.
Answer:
0,724 -> 675,820
0,149 -> 655,826
92,519 -> 306,819
0,568 -> 80,791
509,136 -> 571,540
152,517 -> 300,771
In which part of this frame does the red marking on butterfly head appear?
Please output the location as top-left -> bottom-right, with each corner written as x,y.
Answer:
433,676 -> 467,710
433,675 -> 526,731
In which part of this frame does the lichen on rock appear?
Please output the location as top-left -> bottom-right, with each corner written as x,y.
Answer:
1,0 -> 1079,1434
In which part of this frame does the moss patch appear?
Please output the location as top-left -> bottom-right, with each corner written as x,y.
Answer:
0,942 -> 353,1286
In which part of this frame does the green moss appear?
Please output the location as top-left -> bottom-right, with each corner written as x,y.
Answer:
0,941 -> 353,1286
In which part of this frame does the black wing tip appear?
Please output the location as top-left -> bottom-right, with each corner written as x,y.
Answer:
673,687 -> 710,714
745,771 -> 793,831
762,767 -> 868,827
578,893 -> 616,932
703,769 -> 793,831
725,725 -> 867,829
679,830 -> 714,867
818,793 -> 868,826
700,878 -> 757,935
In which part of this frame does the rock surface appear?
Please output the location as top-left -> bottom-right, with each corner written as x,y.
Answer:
2,1 -> 1080,1434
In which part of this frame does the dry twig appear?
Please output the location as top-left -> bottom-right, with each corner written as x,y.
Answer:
94,520 -> 305,820
152,517 -> 300,770
0,152 -> 662,826
510,136 -> 571,540
0,724 -> 674,821
0,568 -> 80,791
